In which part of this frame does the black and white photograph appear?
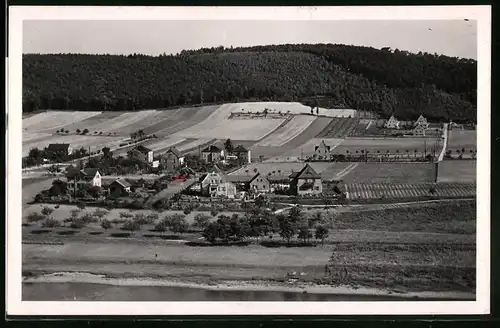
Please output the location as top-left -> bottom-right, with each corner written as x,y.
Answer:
7,5 -> 491,316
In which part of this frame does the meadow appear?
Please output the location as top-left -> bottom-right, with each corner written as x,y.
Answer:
437,160 -> 476,183
341,163 -> 436,184
334,137 -> 442,157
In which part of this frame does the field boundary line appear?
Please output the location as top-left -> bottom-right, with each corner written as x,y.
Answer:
335,163 -> 359,179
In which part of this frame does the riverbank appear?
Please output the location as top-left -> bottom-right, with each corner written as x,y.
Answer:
23,272 -> 475,301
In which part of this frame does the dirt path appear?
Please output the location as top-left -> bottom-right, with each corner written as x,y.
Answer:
438,123 -> 449,162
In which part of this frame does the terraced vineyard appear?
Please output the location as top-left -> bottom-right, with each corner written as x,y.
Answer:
346,183 -> 476,200
316,118 -> 359,138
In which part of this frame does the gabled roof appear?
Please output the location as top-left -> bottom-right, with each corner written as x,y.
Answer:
289,164 -> 321,180
47,143 -> 70,151
112,179 -> 131,188
81,168 -> 100,177
202,145 -> 222,153
249,172 -> 270,184
224,175 -> 252,183
314,140 -> 331,152
135,144 -> 152,153
165,147 -> 182,158
233,145 -> 249,153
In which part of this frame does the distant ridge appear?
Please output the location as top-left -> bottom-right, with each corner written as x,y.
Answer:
23,43 -> 476,123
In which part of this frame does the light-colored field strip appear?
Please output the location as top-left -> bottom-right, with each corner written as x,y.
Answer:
184,119 -> 285,140
25,111 -> 102,132
86,110 -> 157,134
255,115 -> 317,147
176,138 -> 215,152
23,132 -> 53,142
105,111 -> 173,136
173,104 -> 239,138
22,112 -> 65,130
142,136 -> 187,152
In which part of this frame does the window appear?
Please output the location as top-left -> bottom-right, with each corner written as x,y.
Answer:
314,186 -> 320,191
262,185 -> 265,189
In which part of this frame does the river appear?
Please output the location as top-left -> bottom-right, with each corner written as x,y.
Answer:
22,282 -> 468,301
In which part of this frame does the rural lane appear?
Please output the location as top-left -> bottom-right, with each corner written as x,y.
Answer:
437,123 -> 449,162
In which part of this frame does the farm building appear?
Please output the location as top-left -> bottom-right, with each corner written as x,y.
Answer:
128,145 -> 154,163
108,179 -> 131,197
289,164 -> 323,196
45,143 -> 73,156
313,140 -> 331,160
384,115 -> 400,129
232,145 -> 251,164
201,145 -> 224,163
198,171 -> 237,198
160,147 -> 184,171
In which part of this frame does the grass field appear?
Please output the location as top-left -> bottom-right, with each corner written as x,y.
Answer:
346,182 -> 476,200
276,138 -> 344,159
316,118 -> 359,138
334,137 -> 442,157
254,115 -> 317,147
437,160 -> 476,183
23,111 -> 102,132
228,101 -> 357,118
447,130 -> 476,158
41,111 -> 124,134
341,163 -> 436,183
229,162 -> 349,179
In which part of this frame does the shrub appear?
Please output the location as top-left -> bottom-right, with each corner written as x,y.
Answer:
94,208 -> 108,219
100,218 -> 113,230
121,220 -> 141,231
193,214 -> 211,230
77,202 -> 86,210
41,206 -> 54,216
134,213 -> 154,225
26,212 -> 46,223
70,218 -> 87,229
41,218 -> 61,228
170,215 -> 189,235
81,212 -> 99,223
110,218 -> 127,224
210,208 -> 219,217
119,211 -> 134,218
183,207 -> 193,215
315,225 -> 329,245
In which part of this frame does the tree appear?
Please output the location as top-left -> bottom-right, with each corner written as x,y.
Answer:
102,146 -> 111,157
277,214 -> 297,245
224,138 -> 234,155
100,218 -> 113,230
193,213 -> 211,230
315,225 -> 329,245
297,223 -> 312,243
170,214 -> 188,235
76,129 -> 81,134
121,220 -> 141,232
203,222 -> 219,243
41,206 -> 54,216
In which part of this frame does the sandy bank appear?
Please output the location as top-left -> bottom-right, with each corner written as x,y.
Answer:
23,272 -> 475,300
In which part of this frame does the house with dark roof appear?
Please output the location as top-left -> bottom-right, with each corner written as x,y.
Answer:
201,145 -> 224,163
160,147 -> 184,171
128,144 -> 154,163
232,145 -> 251,164
66,167 -> 102,188
313,140 -> 331,160
289,164 -> 322,196
197,171 -> 236,198
108,179 -> 131,197
46,143 -> 73,156
248,172 -> 271,193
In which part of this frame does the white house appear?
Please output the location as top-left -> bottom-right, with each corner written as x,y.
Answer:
384,115 -> 400,129
313,140 -> 331,160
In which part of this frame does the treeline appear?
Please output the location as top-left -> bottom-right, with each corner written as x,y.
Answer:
23,44 -> 477,122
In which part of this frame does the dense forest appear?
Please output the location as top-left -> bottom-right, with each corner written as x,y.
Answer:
23,44 -> 477,122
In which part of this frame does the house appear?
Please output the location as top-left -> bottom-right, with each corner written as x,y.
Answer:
289,164 -> 323,196
128,145 -> 154,163
160,147 -> 184,171
108,179 -> 131,197
414,114 -> 429,128
198,171 -> 237,198
46,143 -> 73,156
201,145 -> 224,163
313,140 -> 331,160
413,124 -> 428,136
77,168 -> 102,187
232,145 -> 251,164
384,115 -> 400,129
248,172 -> 271,193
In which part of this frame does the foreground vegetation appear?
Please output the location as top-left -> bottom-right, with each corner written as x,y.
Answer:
23,44 -> 476,122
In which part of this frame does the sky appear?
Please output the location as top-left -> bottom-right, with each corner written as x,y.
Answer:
23,20 -> 477,59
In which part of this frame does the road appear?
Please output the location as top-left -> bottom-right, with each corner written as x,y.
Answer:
437,123 -> 449,162
144,177 -> 197,207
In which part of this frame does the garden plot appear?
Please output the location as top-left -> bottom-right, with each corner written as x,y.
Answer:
236,102 -> 357,118
334,137 -> 441,157
342,163 -> 436,184
277,138 -> 344,158
437,161 -> 476,183
254,115 -> 316,147
44,112 -> 124,135
447,130 -> 476,157
346,183 -> 476,200
85,110 -> 158,135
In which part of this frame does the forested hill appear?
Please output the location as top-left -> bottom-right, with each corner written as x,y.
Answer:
22,44 -> 477,122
